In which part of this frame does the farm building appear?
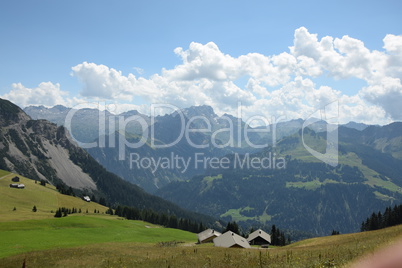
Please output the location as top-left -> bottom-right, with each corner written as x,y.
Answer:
197,229 -> 222,243
11,176 -> 20,182
213,231 -> 251,248
82,196 -> 91,202
9,183 -> 25,189
247,229 -> 271,246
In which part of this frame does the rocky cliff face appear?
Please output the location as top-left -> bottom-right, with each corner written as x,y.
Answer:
0,98 -> 96,190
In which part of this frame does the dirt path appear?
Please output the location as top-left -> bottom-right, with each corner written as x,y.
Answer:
0,175 -> 9,180
0,172 -> 12,180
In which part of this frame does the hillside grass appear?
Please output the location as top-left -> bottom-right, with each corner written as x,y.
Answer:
220,206 -> 272,223
2,223 -> 402,267
0,169 -> 197,262
0,171 -> 108,221
0,169 -> 10,178
201,174 -> 223,193
0,215 -> 196,259
287,148 -> 401,194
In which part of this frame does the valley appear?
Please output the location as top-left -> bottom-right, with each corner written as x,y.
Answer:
21,103 -> 402,236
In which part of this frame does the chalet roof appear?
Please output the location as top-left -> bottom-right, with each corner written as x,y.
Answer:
10,183 -> 25,188
213,231 -> 250,248
197,228 -> 222,243
247,229 -> 271,244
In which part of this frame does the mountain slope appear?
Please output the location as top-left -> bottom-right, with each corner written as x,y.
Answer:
23,104 -> 333,192
24,105 -> 150,144
0,171 -> 196,259
0,98 -> 215,225
156,127 -> 402,235
0,169 -> 107,221
1,100 -> 97,189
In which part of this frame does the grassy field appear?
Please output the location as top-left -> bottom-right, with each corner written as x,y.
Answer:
0,215 -> 196,259
2,169 -> 402,267
0,171 -> 108,222
0,169 -> 10,178
0,170 -> 197,261
1,216 -> 402,267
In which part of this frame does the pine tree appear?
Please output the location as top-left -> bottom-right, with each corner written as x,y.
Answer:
271,225 -> 278,245
331,230 -> 340,235
225,221 -> 240,235
54,208 -> 62,218
287,235 -> 292,245
168,215 -> 178,228
198,222 -> 205,233
99,197 -> 107,206
106,208 -> 114,215
361,204 -> 402,232
32,205 -> 37,212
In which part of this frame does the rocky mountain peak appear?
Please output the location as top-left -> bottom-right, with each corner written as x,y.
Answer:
183,105 -> 217,119
0,98 -> 31,127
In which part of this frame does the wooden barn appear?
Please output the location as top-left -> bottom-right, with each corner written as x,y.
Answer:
247,229 -> 271,246
213,231 -> 250,248
197,229 -> 222,243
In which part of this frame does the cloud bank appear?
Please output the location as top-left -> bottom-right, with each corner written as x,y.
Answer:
2,27 -> 402,124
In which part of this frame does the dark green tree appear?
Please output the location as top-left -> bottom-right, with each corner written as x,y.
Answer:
106,207 -> 114,215
224,221 -> 240,235
54,208 -> 62,218
331,230 -> 340,235
99,197 -> 107,206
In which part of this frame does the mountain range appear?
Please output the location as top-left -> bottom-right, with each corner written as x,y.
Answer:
24,104 -> 367,192
0,98 -> 215,226
22,103 -> 402,236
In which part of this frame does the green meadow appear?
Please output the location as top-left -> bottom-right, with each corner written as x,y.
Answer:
0,170 -> 108,222
0,215 -> 196,259
2,169 -> 402,267
1,223 -> 402,267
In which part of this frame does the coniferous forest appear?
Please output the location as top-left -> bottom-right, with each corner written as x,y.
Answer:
361,204 -> 402,232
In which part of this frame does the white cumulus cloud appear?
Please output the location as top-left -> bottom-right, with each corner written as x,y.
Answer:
1,82 -> 72,108
3,27 -> 402,125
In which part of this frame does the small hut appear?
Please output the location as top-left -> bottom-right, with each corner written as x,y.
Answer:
9,183 -> 25,189
247,229 -> 271,246
213,231 -> 250,248
197,229 -> 222,243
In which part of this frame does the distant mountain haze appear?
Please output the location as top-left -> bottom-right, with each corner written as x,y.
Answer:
22,103 -> 402,235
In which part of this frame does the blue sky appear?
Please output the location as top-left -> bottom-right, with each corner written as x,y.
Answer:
1,0 -> 401,124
